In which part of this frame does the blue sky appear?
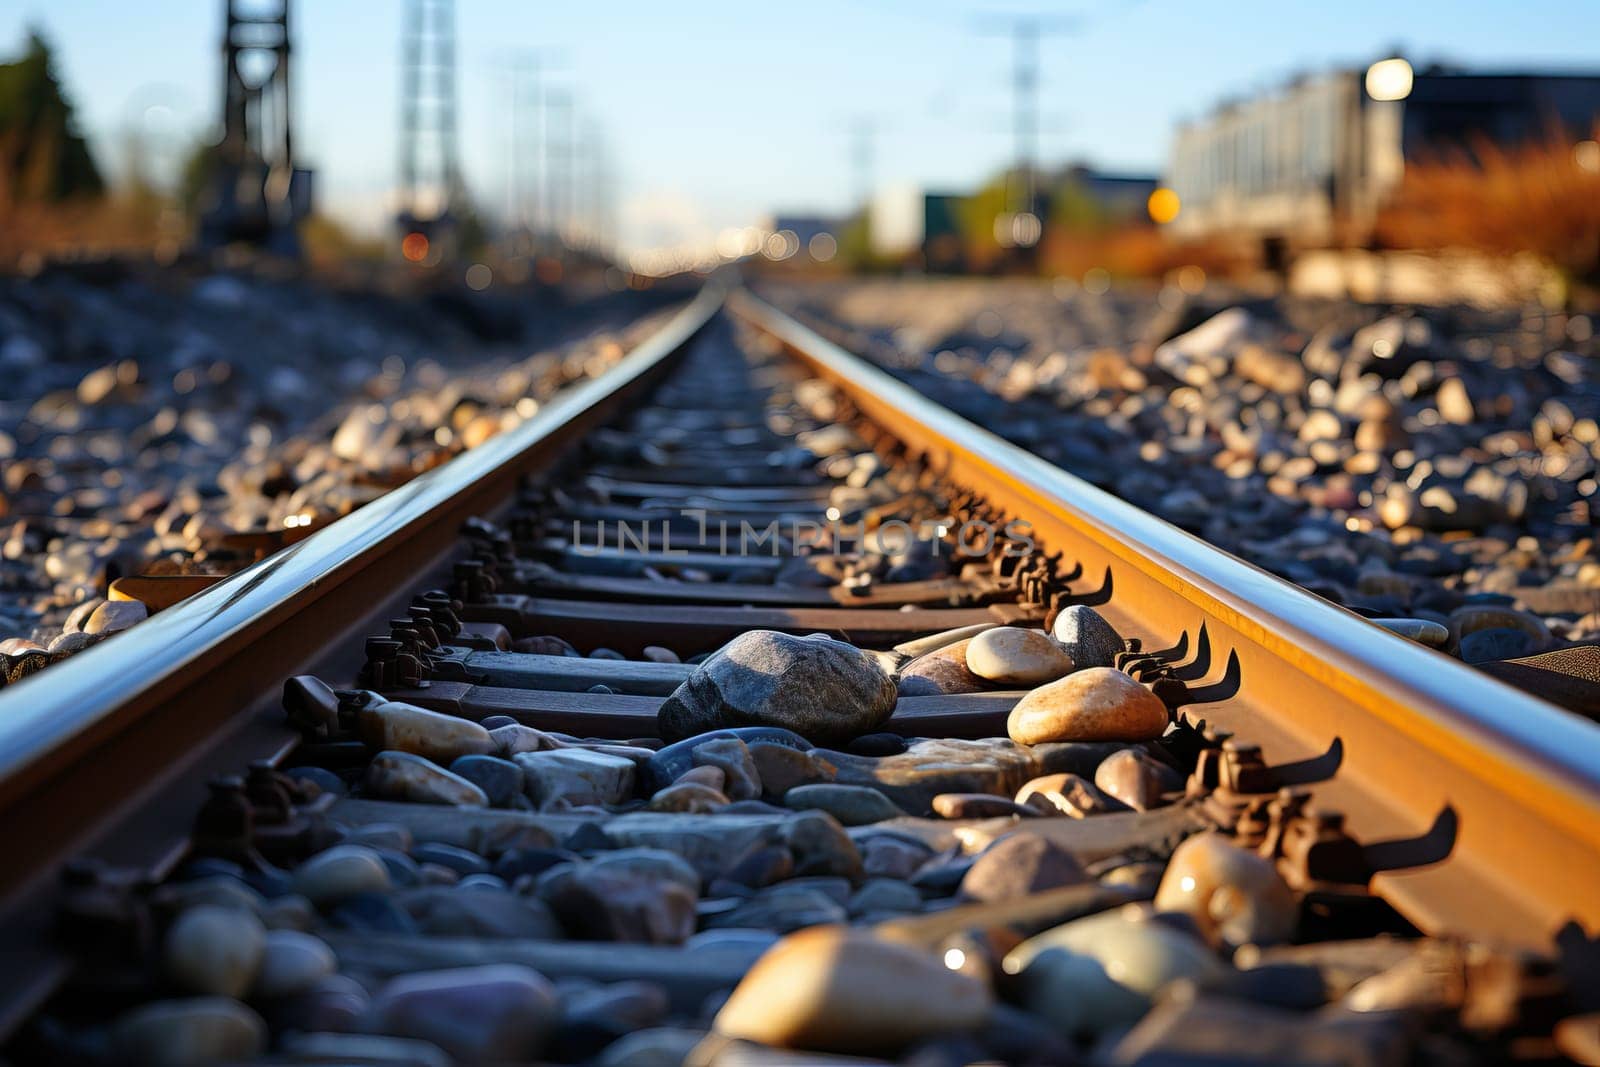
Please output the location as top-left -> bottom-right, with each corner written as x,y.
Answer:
6,1 -> 1599,256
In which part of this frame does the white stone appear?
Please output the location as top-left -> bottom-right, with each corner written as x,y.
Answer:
515,748 -> 636,809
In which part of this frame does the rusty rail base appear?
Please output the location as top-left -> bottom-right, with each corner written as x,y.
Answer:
0,285 -> 726,1038
731,289 -> 1600,951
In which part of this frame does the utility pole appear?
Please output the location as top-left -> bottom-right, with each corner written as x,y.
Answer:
199,0 -> 311,254
975,12 -> 1078,248
849,117 -> 877,215
576,114 -> 610,253
397,0 -> 463,258
542,86 -> 573,249
499,49 -> 559,247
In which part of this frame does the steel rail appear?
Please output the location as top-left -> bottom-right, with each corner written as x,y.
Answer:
731,288 -> 1600,950
0,283 -> 725,1035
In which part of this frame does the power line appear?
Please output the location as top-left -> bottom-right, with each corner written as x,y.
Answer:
974,12 -> 1081,236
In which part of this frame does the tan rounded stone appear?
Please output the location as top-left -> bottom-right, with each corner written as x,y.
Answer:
358,700 -> 494,763
647,782 -> 730,813
673,765 -> 726,792
1006,668 -> 1168,745
1093,749 -> 1179,812
1153,832 -> 1297,948
1015,772 -> 1122,818
715,926 -> 991,1052
164,906 -> 265,998
366,751 -> 489,807
965,627 -> 1075,686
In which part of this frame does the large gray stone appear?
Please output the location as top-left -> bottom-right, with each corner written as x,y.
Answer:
657,631 -> 897,746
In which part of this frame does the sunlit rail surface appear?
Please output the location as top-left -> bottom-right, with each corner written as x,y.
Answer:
0,283 -> 1596,1065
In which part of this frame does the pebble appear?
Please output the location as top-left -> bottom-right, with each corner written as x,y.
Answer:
515,748 -> 637,809
1050,606 -> 1124,669
490,722 -> 560,756
860,835 -> 935,880
783,783 -> 905,825
166,875 -> 264,916
714,926 -> 992,1052
1371,617 -> 1451,648
897,638 -> 988,695
343,822 -> 414,853
1007,667 -> 1169,744
357,699 -> 495,763
47,630 -> 96,654
163,905 -> 265,998
251,929 -> 337,998
1093,749 -> 1182,811
285,765 -> 346,797
1154,833 -> 1298,948
260,894 -> 316,932
931,792 -> 1039,819
674,764 -> 727,791
596,1027 -> 708,1066
845,732 -> 907,756
448,754 -> 524,807
1015,771 -> 1125,817
412,842 -> 490,876
279,1032 -> 452,1067
402,885 -> 563,939
366,751 -> 489,807
111,997 -> 267,1066
823,736 -> 1052,814
82,597 -> 147,635
849,877 -> 924,916
260,973 -> 370,1034
691,737 -> 763,799
539,862 -> 697,944
1003,904 -> 1226,1037
369,964 -> 560,1062
328,891 -> 417,933
965,626 -> 1075,685
658,630 -> 898,745
748,741 -> 837,795
556,981 -> 672,1059
959,832 -> 1087,902
717,844 -> 795,889
641,727 -> 814,792
292,844 -> 392,903
648,781 -> 731,813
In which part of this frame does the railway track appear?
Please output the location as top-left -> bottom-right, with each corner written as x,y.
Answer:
1,281 -> 1598,1064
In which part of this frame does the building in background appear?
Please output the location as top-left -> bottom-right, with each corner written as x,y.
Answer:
1058,165 -> 1158,223
1163,58 -> 1600,267
868,165 -> 1155,274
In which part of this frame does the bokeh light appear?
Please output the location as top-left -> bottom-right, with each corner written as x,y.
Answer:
1365,57 -> 1414,101
400,232 -> 429,262
1147,187 -> 1181,224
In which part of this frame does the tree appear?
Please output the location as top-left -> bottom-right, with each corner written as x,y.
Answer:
0,29 -> 103,211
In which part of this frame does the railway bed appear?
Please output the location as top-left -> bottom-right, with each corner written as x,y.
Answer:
0,285 -> 1598,1065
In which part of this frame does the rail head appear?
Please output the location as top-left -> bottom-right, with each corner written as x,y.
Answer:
731,287 -> 1600,948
